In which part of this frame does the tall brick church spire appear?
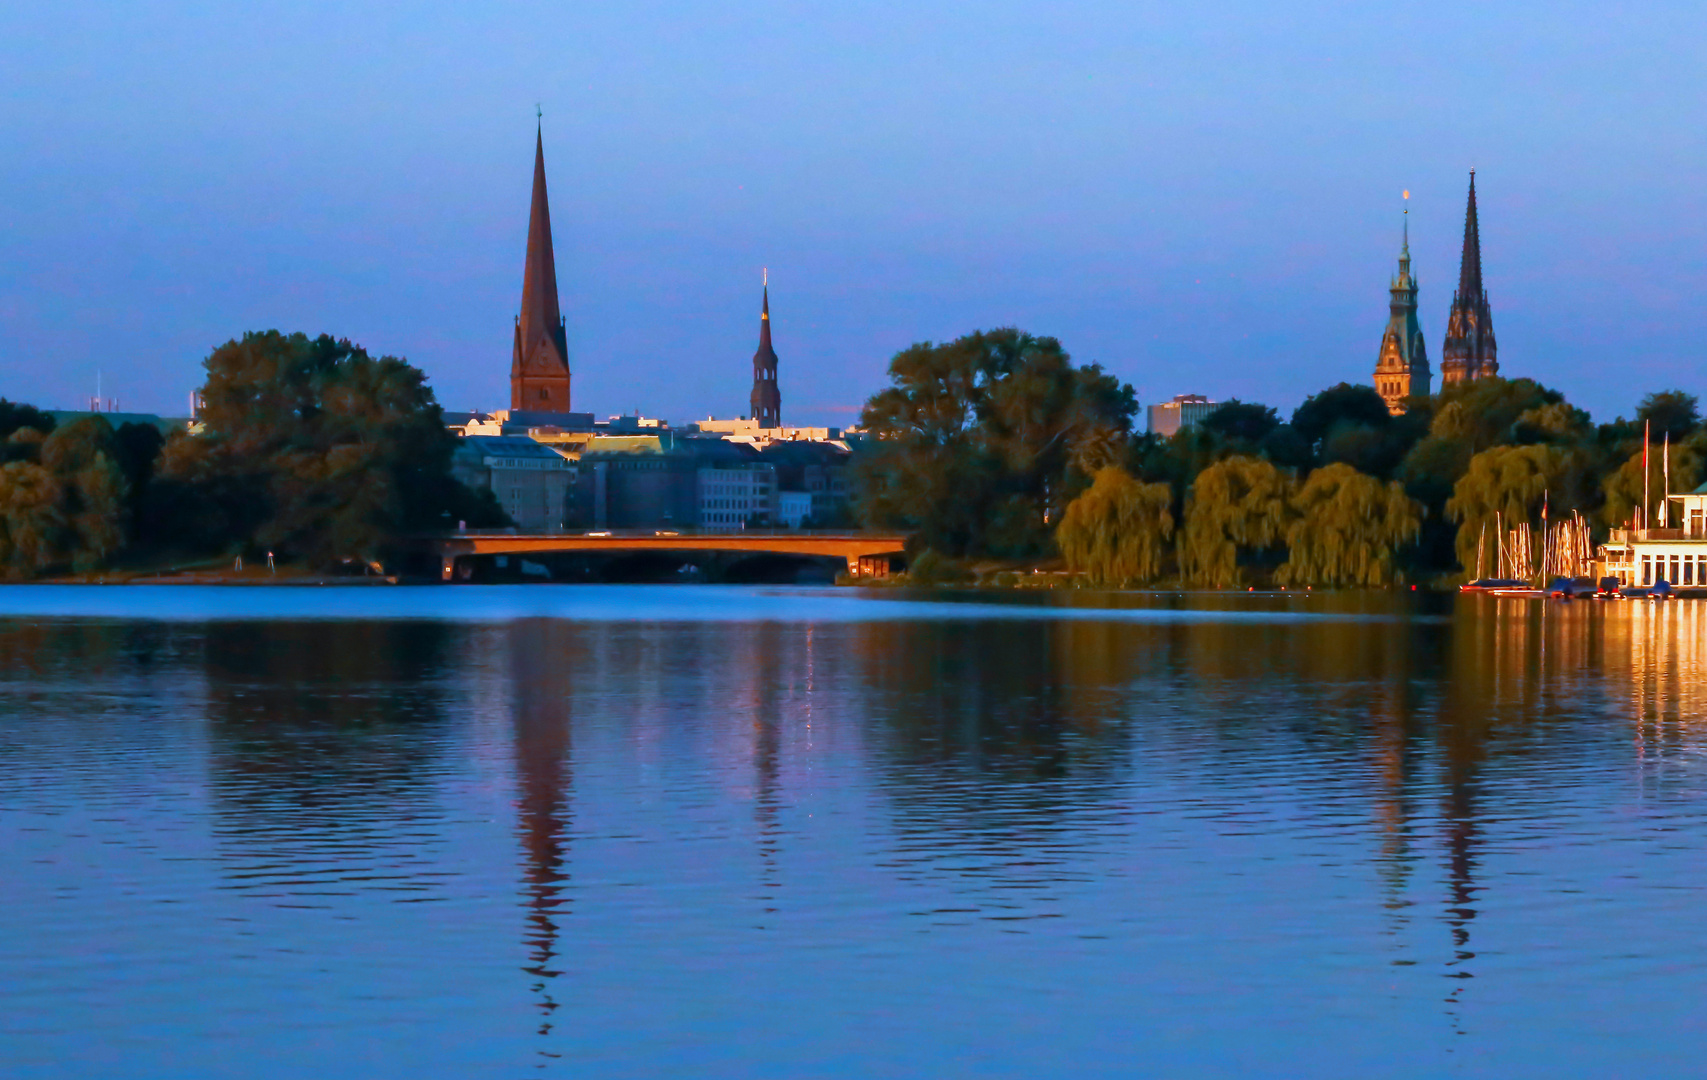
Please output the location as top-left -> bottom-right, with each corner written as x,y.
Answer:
749,270 -> 781,427
1441,171 -> 1498,386
1374,198 -> 1430,414
512,122 -> 572,412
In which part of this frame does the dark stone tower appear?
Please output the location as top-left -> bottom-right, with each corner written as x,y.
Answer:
1441,171 -> 1498,386
511,125 -> 572,412
749,273 -> 781,427
1374,202 -> 1431,415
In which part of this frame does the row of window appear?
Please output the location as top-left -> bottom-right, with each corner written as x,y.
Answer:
1642,553 -> 1707,586
490,457 -> 564,470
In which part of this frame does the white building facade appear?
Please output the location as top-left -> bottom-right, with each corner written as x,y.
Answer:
1598,486 -> 1707,587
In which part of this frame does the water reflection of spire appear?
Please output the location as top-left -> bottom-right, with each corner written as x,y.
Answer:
1439,762 -> 1480,1029
1369,683 -> 1420,942
750,625 -> 785,923
509,619 -> 575,1057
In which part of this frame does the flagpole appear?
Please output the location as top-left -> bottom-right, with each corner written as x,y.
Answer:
1643,419 -> 1651,533
1663,432 -> 1671,528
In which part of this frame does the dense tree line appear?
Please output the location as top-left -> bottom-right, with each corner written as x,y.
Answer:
0,331 -> 501,578
854,329 -> 1137,559
855,328 -> 1701,588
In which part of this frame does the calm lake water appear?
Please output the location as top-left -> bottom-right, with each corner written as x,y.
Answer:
4,585 -> 1706,1078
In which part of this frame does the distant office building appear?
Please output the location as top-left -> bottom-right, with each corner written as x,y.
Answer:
451,409 -> 597,437
750,273 -> 781,427
760,439 -> 853,527
566,433 -> 790,530
691,417 -> 842,445
698,460 -> 778,531
777,490 -> 815,529
596,414 -> 670,433
452,436 -> 573,531
1440,171 -> 1499,387
1147,394 -> 1217,437
1373,204 -> 1431,415
512,124 -> 573,412
577,434 -> 699,529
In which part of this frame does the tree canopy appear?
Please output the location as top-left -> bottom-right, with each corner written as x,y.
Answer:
855,328 -> 1137,558
1178,455 -> 1293,588
160,330 -> 501,566
1056,466 -> 1174,586
1277,464 -> 1421,587
1291,383 -> 1390,449
1200,400 -> 1280,445
1636,390 -> 1701,443
1444,444 -> 1575,574
0,415 -> 127,577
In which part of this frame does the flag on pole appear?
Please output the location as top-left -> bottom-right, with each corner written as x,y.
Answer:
1664,432 -> 1671,527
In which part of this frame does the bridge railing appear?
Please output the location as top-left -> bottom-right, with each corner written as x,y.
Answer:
436,528 -> 906,540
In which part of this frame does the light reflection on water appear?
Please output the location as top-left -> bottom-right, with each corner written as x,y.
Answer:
3,589 -> 1707,1078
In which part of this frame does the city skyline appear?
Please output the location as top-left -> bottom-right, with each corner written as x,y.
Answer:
3,2 -> 1703,425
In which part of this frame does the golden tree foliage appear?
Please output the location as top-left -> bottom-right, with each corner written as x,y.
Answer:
1601,439 -> 1703,530
1179,455 -> 1293,588
1277,464 -> 1422,587
0,417 -> 129,578
1445,444 -> 1572,576
1056,466 -> 1175,586
0,462 -> 66,578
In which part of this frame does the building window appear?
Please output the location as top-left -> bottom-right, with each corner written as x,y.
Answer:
1643,555 -> 1652,585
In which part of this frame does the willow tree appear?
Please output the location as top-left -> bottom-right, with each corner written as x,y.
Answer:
1277,464 -> 1421,587
1601,437 -> 1703,530
1178,455 -> 1293,588
1056,466 -> 1174,586
1445,444 -> 1572,576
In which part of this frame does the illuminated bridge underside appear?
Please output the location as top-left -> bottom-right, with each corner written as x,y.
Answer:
435,532 -> 908,579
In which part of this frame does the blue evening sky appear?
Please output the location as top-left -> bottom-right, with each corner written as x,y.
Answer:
1,1 -> 1703,426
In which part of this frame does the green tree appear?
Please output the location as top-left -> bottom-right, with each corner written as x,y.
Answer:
855,328 -> 1137,558
1178,455 -> 1293,588
1445,444 -> 1574,577
41,417 -> 129,571
1291,383 -> 1391,449
1258,423 -> 1314,470
0,399 -> 55,443
161,331 -> 503,566
1056,466 -> 1175,586
1430,377 -> 1564,451
1601,437 -> 1703,530
1199,400 -> 1280,445
0,415 -> 131,576
1636,390 -> 1700,443
0,462 -> 65,578
1277,464 -> 1421,587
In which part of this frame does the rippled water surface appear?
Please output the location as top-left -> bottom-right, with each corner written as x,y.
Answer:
4,586 -> 1707,1078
